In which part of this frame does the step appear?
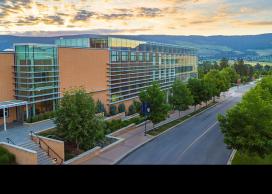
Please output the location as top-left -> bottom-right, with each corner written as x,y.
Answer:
18,141 -> 55,165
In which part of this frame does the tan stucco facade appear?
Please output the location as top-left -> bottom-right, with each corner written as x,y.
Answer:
58,48 -> 109,107
0,52 -> 17,125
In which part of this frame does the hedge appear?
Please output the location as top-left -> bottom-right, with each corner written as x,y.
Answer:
26,111 -> 55,123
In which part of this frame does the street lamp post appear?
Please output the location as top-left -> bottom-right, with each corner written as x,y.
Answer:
142,102 -> 151,136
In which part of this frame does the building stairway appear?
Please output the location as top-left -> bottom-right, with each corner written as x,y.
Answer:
19,141 -> 55,165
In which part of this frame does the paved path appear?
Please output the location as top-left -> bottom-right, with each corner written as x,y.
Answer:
0,120 -> 55,145
118,83 -> 254,164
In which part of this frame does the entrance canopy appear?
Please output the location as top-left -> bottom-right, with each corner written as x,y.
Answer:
0,100 -> 27,109
0,100 -> 28,131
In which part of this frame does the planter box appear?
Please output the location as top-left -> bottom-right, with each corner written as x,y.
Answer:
24,119 -> 52,126
105,112 -> 126,121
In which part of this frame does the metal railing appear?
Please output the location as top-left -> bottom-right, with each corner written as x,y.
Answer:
30,131 -> 63,165
6,138 -> 16,145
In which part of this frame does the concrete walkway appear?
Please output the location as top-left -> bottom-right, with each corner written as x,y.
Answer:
83,92 -> 230,165
0,120 -> 55,145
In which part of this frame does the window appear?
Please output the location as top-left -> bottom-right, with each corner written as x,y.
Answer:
138,52 -> 143,62
111,51 -> 119,62
0,109 -> 9,118
121,51 -> 128,62
130,52 -> 136,62
146,53 -> 151,62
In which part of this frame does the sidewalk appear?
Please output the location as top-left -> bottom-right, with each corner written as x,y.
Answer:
83,94 -> 229,165
0,120 -> 55,145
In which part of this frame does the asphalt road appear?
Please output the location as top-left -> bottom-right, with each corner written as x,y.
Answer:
118,83 -> 255,165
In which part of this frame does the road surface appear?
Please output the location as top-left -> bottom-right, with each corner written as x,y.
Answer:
118,83 -> 255,164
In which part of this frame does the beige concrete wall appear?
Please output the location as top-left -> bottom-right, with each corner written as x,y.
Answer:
0,53 -> 17,125
32,136 -> 64,164
58,48 -> 109,107
0,143 -> 38,165
0,53 -> 15,101
66,147 -> 101,165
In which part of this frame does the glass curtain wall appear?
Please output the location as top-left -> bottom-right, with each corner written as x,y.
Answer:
106,37 -> 198,104
15,44 -> 59,117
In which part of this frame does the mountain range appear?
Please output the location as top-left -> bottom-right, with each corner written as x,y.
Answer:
1,33 -> 272,60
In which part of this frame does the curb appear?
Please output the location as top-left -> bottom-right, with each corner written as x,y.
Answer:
114,100 -> 225,164
227,149 -> 237,165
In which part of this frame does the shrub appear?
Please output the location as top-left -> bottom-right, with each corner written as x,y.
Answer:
118,103 -> 126,113
26,111 -> 56,123
128,104 -> 136,115
96,100 -> 106,114
133,100 -> 141,113
0,146 -> 16,164
110,105 -> 117,116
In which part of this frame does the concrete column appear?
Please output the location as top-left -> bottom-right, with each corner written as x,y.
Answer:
26,104 -> 29,120
32,103 -> 36,117
3,108 -> 6,131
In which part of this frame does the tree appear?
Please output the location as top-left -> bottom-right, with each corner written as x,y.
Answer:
110,105 -> 117,116
55,88 -> 105,151
221,67 -> 239,85
139,82 -> 170,125
169,80 -> 193,116
218,80 -> 272,157
118,103 -> 126,113
219,57 -> 229,70
204,70 -> 224,101
96,100 -> 106,114
187,78 -> 203,110
201,79 -> 213,106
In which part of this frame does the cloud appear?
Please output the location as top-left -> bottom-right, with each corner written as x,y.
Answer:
136,7 -> 162,17
98,13 -> 134,20
246,21 -> 272,26
44,15 -> 64,25
0,0 -> 271,35
73,10 -> 95,21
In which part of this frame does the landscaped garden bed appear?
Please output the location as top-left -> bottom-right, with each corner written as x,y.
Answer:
105,116 -> 145,134
38,128 -> 118,161
26,111 -> 55,123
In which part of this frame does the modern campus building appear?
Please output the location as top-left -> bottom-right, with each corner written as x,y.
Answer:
0,36 -> 198,130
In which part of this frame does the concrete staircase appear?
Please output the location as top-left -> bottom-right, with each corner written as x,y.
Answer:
19,141 -> 54,165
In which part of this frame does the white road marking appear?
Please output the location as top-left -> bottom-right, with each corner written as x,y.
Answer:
177,121 -> 219,159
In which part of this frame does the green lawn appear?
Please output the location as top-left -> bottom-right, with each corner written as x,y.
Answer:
147,102 -> 217,136
232,151 -> 272,165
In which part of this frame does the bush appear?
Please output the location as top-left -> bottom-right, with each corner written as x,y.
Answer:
26,111 -> 55,123
105,116 -> 145,133
133,100 -> 141,113
118,103 -> 126,113
128,104 -> 136,115
0,146 -> 16,165
96,100 -> 106,114
110,105 -> 117,116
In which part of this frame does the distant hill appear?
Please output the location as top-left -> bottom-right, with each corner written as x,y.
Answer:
0,33 -> 272,60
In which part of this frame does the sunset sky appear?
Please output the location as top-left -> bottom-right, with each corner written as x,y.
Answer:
0,0 -> 271,36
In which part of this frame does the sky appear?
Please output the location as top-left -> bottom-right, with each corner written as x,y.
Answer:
0,0 -> 271,36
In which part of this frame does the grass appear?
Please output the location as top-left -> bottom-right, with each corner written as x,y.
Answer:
232,151 -> 272,165
147,102 -> 217,136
